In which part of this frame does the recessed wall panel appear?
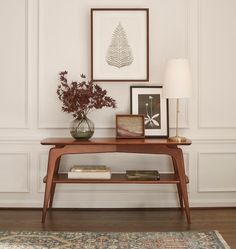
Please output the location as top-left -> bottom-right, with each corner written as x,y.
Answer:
38,0 -> 189,128
198,152 -> 236,192
0,153 -> 29,192
0,0 -> 27,128
199,0 -> 236,127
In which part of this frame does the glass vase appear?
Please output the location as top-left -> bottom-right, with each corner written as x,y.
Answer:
70,115 -> 94,140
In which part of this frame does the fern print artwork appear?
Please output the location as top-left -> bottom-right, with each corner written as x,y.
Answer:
106,22 -> 134,68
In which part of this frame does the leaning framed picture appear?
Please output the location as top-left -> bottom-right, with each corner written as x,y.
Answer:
91,8 -> 149,82
130,86 -> 169,138
116,114 -> 145,138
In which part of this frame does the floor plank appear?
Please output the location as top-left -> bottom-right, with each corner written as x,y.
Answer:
0,208 -> 235,247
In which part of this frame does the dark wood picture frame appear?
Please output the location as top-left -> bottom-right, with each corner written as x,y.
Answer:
116,114 -> 145,138
130,86 -> 169,138
91,8 -> 149,82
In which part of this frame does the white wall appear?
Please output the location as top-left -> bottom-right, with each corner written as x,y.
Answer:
0,0 -> 236,208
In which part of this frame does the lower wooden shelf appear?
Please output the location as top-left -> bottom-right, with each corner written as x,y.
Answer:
43,173 -> 189,184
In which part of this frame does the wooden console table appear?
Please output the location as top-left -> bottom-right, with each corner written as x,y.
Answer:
41,137 -> 191,223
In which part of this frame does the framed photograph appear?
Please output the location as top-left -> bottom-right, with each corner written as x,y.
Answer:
91,8 -> 149,82
130,86 -> 169,138
116,115 -> 145,138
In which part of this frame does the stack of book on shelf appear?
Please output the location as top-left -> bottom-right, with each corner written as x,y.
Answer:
68,165 -> 111,179
126,170 -> 160,181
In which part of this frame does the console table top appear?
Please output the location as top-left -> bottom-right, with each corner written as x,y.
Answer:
41,137 -> 192,146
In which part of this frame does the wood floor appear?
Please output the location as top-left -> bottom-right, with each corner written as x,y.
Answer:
0,208 -> 235,248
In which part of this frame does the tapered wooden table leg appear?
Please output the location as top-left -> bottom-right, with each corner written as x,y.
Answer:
42,148 -> 59,223
173,149 -> 191,224
49,157 -> 61,209
172,157 -> 184,210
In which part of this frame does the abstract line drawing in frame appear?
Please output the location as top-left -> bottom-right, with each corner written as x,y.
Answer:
130,86 -> 169,138
116,114 -> 145,138
91,8 -> 149,82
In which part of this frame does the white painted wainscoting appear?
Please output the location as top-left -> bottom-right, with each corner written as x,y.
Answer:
0,0 -> 235,208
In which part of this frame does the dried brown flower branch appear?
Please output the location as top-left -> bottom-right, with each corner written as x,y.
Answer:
56,71 -> 117,119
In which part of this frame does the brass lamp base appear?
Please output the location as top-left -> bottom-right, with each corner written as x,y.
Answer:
168,136 -> 187,143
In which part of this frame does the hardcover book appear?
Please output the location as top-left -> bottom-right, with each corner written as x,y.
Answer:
68,171 -> 111,179
126,170 -> 160,180
68,165 -> 111,179
70,165 -> 109,172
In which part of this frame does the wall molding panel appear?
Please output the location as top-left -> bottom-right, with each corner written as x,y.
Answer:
0,152 -> 30,193
197,152 -> 236,192
0,0 -> 29,128
198,0 -> 236,128
37,0 -> 190,129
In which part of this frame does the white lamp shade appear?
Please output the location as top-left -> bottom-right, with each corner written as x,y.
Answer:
163,58 -> 192,99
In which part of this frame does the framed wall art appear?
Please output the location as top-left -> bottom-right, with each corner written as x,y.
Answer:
116,114 -> 145,138
91,8 -> 149,82
130,86 -> 169,138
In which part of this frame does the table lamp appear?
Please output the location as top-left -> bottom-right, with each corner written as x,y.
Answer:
163,58 -> 192,142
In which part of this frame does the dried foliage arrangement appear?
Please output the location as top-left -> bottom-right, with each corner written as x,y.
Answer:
57,71 -> 117,119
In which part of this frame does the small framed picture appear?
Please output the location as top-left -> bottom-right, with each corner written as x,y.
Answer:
116,115 -> 145,138
130,86 -> 169,138
91,8 -> 149,82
